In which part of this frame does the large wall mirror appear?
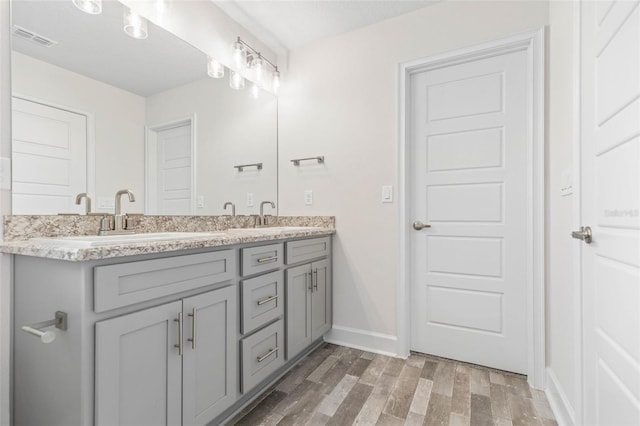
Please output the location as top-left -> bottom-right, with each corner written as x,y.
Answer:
10,0 -> 278,216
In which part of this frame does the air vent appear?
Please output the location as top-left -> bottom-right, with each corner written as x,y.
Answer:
12,25 -> 57,48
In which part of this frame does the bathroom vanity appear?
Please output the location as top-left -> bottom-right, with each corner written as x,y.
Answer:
5,227 -> 333,426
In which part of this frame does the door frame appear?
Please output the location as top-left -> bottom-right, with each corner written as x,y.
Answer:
11,93 -> 96,201
397,28 -> 546,388
145,114 -> 197,214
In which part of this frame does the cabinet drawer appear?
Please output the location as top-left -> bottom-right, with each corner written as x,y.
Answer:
240,319 -> 285,394
241,243 -> 284,276
94,250 -> 235,313
241,271 -> 284,335
285,237 -> 330,264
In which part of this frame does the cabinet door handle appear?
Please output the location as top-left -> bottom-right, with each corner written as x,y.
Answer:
313,268 -> 318,291
257,295 -> 278,306
257,255 -> 278,263
187,307 -> 197,350
256,347 -> 279,363
308,271 -> 313,292
174,313 -> 183,356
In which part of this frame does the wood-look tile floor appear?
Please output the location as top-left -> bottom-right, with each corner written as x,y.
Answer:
232,343 -> 557,426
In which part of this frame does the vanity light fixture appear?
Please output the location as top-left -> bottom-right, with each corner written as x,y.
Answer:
233,37 -> 281,94
72,0 -> 102,14
123,7 -> 148,40
207,57 -> 225,79
229,70 -> 245,90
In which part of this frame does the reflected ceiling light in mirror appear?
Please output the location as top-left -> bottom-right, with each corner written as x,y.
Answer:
272,70 -> 280,95
72,0 -> 102,14
252,54 -> 265,85
207,57 -> 225,79
230,70 -> 245,90
123,7 -> 148,39
232,38 -> 246,71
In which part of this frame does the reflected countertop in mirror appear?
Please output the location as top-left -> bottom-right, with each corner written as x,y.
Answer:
10,0 -> 277,216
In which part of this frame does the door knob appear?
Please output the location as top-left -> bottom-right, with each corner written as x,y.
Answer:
571,226 -> 592,244
412,221 -> 431,231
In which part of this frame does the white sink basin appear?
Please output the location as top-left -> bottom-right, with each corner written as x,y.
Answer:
31,232 -> 226,248
227,226 -> 324,234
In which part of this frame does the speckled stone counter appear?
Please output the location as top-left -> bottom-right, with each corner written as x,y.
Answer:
0,215 -> 335,261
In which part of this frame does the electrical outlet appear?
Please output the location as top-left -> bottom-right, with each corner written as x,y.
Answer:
246,193 -> 254,207
382,185 -> 393,203
97,197 -> 115,209
304,190 -> 313,205
197,196 -> 205,208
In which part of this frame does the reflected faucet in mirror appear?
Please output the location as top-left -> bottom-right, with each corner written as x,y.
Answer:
258,201 -> 276,227
99,189 -> 136,236
75,193 -> 92,215
223,202 -> 236,216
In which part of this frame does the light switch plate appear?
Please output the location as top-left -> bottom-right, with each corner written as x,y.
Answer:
382,185 -> 393,203
246,193 -> 254,207
98,197 -> 115,209
304,190 -> 313,205
560,170 -> 573,196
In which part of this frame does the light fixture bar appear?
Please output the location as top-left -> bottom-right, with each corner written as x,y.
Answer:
235,37 -> 278,71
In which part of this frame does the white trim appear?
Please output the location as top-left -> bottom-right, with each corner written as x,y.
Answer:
397,28 -> 546,386
546,367 -> 576,426
11,93 -> 97,200
324,325 -> 399,358
145,114 -> 197,215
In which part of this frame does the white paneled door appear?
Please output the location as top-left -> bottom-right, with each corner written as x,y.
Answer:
410,47 -> 529,373
11,97 -> 87,214
580,1 -> 640,424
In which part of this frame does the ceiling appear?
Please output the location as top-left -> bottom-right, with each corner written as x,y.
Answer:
213,0 -> 440,52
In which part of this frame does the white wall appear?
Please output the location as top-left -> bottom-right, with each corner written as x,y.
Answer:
545,1 -> 580,423
146,78 -> 278,215
11,52 -> 146,213
278,0 -> 549,351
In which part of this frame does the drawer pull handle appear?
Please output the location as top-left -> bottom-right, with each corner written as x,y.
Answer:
308,271 -> 313,292
257,255 -> 278,263
187,307 -> 197,350
174,313 -> 183,356
313,268 -> 319,291
257,295 -> 278,306
257,347 -> 279,363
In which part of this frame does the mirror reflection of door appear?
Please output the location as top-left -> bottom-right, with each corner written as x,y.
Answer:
146,119 -> 194,215
11,96 -> 87,214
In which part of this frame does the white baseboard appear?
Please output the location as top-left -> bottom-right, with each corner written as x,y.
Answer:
545,367 -> 576,426
324,325 -> 399,357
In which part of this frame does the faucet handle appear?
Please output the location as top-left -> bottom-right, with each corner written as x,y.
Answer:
124,214 -> 137,230
99,215 -> 113,233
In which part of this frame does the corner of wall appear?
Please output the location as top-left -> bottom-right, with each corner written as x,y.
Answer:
545,367 -> 576,426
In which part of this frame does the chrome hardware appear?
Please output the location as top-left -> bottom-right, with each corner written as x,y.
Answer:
257,255 -> 278,264
313,269 -> 318,291
234,162 -> 263,172
256,347 -> 279,363
257,295 -> 278,306
187,308 -> 197,350
21,311 -> 68,344
99,189 -> 136,235
223,202 -> 236,216
291,156 -> 324,166
174,313 -> 183,356
412,221 -> 431,231
258,201 -> 276,226
75,193 -> 92,214
571,226 -> 593,244
308,272 -> 313,292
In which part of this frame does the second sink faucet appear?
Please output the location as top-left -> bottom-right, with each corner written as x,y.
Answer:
114,189 -> 136,232
223,202 -> 236,216
258,201 -> 275,227
75,193 -> 92,215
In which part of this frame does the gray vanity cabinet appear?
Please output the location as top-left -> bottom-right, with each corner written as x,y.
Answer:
285,258 -> 331,360
95,286 -> 236,426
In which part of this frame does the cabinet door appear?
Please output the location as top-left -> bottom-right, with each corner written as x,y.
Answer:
285,264 -> 312,359
311,259 -> 332,340
95,301 -> 182,426
182,286 -> 237,426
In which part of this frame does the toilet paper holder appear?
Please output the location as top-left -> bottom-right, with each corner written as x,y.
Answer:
21,311 -> 68,344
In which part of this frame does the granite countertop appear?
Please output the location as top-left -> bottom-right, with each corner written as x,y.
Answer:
0,227 -> 335,262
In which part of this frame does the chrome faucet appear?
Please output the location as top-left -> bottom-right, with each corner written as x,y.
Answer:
258,201 -> 275,227
75,193 -> 92,215
113,189 -> 136,233
223,202 -> 236,216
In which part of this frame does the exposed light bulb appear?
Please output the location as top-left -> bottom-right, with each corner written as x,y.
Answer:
272,70 -> 281,95
232,40 -> 246,70
123,7 -> 148,40
251,83 -> 260,99
207,57 -> 225,79
72,0 -> 102,14
229,70 -> 245,90
253,55 -> 265,85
